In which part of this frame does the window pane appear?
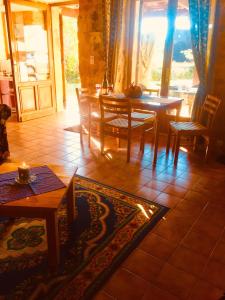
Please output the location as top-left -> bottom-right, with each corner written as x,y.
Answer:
169,0 -> 199,117
136,0 -> 168,92
11,3 -> 50,82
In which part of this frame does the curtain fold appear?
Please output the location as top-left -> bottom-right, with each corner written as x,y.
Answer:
106,0 -> 136,92
189,0 -> 210,120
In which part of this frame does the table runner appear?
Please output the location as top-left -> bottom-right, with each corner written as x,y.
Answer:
0,165 -> 66,204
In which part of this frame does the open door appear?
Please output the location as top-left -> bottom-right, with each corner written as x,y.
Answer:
5,0 -> 55,121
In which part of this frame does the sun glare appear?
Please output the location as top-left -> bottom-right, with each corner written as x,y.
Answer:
137,204 -> 150,219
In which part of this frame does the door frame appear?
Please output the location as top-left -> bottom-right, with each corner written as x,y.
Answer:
58,5 -> 79,108
4,0 -> 56,122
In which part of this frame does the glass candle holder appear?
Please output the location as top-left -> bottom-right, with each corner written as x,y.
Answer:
18,162 -> 30,182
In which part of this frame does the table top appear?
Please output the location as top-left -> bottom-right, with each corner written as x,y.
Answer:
0,163 -> 77,211
89,93 -> 183,111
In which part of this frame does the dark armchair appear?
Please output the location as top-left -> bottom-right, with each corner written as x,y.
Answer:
0,104 -> 11,162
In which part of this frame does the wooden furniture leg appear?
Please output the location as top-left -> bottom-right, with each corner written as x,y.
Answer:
172,135 -> 176,153
127,131 -> 131,163
166,127 -> 171,155
205,137 -> 214,161
175,103 -> 181,121
100,123 -> 104,154
140,128 -> 145,153
88,118 -> 91,147
46,211 -> 60,270
174,134 -> 180,165
80,123 -> 83,145
153,114 -> 159,165
67,177 -> 76,224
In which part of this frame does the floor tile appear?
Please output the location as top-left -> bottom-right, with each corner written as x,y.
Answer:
156,263 -> 196,299
103,268 -> 148,300
123,248 -> 163,283
188,280 -> 224,300
182,230 -> 218,257
138,233 -> 177,260
142,283 -> 180,300
92,291 -> 115,300
168,245 -> 208,276
201,259 -> 225,289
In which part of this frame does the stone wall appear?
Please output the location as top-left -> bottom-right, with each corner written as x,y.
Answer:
78,0 -> 105,90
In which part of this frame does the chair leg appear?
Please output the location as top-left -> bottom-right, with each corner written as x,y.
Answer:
80,124 -> 83,145
174,134 -> 180,165
152,121 -> 156,147
100,124 -> 104,155
88,118 -> 91,147
172,134 -> 176,153
193,136 -> 197,152
140,127 -> 146,153
127,134 -> 131,163
205,137 -> 214,161
118,137 -> 122,148
166,127 -> 172,155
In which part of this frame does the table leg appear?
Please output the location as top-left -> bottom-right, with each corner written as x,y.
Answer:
175,103 -> 182,121
67,177 -> 76,224
46,211 -> 60,269
153,115 -> 159,165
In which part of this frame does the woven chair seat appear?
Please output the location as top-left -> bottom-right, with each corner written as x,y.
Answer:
122,112 -> 155,122
130,112 -> 156,122
106,117 -> 144,128
170,121 -> 207,133
91,111 -> 117,121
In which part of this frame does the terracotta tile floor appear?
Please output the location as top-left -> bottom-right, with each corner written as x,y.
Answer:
5,112 -> 225,300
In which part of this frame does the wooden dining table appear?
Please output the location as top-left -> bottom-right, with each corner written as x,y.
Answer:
88,93 -> 183,164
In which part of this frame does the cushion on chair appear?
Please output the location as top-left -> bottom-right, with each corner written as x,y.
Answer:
170,121 -> 207,133
105,117 -> 144,128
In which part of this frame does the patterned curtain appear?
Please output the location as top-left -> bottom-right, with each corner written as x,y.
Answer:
189,0 -> 210,120
106,0 -> 136,92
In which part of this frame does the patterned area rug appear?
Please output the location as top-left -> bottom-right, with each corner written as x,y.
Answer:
0,175 -> 168,300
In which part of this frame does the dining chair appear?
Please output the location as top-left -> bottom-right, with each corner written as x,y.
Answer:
121,88 -> 158,152
166,95 -> 221,165
76,88 -> 116,146
99,95 -> 146,162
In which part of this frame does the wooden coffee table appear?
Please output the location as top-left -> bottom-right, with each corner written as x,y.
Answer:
0,163 -> 77,270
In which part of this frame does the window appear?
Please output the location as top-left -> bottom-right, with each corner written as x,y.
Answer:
169,0 -> 199,117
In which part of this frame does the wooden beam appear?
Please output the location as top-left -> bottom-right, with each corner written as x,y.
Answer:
49,1 -> 79,7
10,0 -> 48,9
1,13 -> 9,58
61,7 -> 78,17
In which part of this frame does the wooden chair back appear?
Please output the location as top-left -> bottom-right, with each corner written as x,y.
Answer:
143,88 -> 160,96
75,88 -> 90,116
200,95 -> 221,129
99,95 -> 131,126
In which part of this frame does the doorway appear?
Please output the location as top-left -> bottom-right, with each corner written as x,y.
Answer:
0,0 -> 16,116
60,10 -> 80,112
